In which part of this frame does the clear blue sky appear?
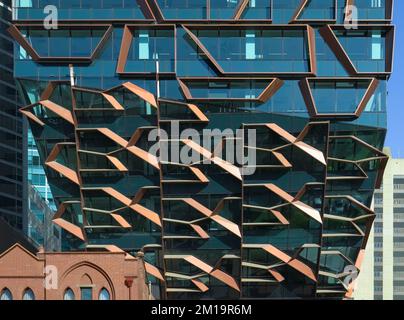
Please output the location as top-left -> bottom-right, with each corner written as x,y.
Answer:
386,0 -> 404,157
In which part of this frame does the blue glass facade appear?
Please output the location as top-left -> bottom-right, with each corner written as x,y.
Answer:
28,129 -> 55,209
27,182 -> 60,250
0,0 -> 25,231
11,0 -> 394,299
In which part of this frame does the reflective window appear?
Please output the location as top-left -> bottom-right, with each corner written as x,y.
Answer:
126,28 -> 175,73
18,26 -> 109,59
22,288 -> 35,300
0,288 -> 13,301
63,288 -> 75,300
241,0 -> 272,20
99,288 -> 110,300
309,79 -> 371,114
334,27 -> 392,73
191,27 -> 311,73
182,79 -> 270,100
14,0 -> 146,20
81,287 -> 93,300
210,0 -> 240,19
156,0 -> 207,19
297,0 -> 336,20
356,0 -> 389,20
272,0 -> 302,24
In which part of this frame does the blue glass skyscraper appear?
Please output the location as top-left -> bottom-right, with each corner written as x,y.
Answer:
10,0 -> 395,299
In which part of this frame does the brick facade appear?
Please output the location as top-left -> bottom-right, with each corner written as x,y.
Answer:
0,244 -> 150,300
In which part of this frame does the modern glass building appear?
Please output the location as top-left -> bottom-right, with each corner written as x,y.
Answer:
27,182 -> 60,251
0,0 -> 25,231
28,128 -> 56,210
11,0 -> 394,299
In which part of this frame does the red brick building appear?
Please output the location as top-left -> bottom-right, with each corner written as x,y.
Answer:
0,243 -> 150,300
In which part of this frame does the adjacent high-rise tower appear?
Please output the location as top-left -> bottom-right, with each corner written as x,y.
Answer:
0,0 -> 25,231
10,0 -> 394,299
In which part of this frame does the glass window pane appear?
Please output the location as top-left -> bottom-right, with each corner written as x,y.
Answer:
99,288 -> 110,300
23,288 -> 35,300
63,288 -> 75,300
81,287 -> 93,300
0,289 -> 13,301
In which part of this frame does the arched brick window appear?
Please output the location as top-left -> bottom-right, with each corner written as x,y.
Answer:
80,274 -> 93,300
0,288 -> 13,300
99,288 -> 110,300
22,288 -> 35,300
63,288 -> 75,300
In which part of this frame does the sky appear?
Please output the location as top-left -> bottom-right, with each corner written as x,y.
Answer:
385,0 -> 404,157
